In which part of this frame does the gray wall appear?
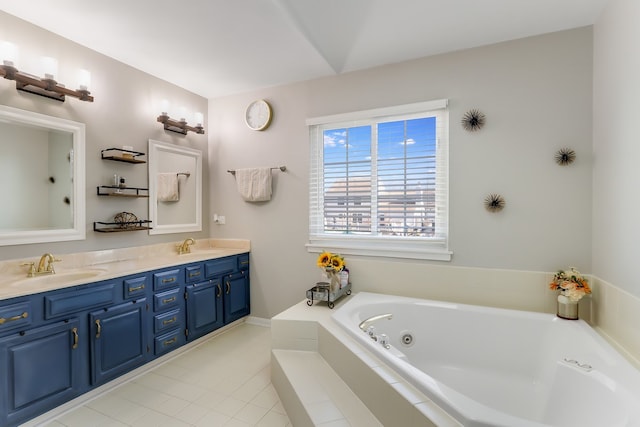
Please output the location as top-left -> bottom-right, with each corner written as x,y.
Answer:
593,0 -> 640,297
209,27 -> 594,318
0,11 -> 209,260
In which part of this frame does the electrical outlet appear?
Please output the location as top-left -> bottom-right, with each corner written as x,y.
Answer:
218,215 -> 226,224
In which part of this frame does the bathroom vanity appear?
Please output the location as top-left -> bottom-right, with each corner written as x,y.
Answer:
0,242 -> 249,427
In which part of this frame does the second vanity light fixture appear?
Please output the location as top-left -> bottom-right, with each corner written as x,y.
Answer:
0,41 -> 93,102
157,100 -> 205,135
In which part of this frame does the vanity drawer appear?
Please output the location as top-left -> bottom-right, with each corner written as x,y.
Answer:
237,254 -> 250,270
153,269 -> 181,291
204,258 -> 235,279
154,309 -> 182,334
45,283 -> 116,319
154,328 -> 184,356
123,276 -> 147,299
185,265 -> 204,284
154,288 -> 181,312
0,300 -> 32,332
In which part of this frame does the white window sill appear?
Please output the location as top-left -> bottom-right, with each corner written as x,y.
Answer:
306,237 -> 452,262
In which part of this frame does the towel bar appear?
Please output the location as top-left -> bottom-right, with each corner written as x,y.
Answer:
227,166 -> 286,175
177,172 -> 190,178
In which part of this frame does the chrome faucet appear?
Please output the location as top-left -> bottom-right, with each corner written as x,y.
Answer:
177,238 -> 196,255
358,313 -> 393,331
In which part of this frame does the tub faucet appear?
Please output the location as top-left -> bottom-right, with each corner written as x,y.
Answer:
358,313 -> 393,332
177,238 -> 196,255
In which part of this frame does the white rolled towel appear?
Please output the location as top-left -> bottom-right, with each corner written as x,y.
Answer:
157,173 -> 179,202
235,167 -> 272,202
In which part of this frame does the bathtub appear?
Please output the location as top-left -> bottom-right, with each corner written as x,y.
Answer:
332,292 -> 640,427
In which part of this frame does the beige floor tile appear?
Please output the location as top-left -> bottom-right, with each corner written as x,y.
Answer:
43,324 -> 288,427
194,409 -> 231,426
251,384 -> 280,409
56,406 -> 121,427
255,409 -> 291,427
233,403 -> 271,425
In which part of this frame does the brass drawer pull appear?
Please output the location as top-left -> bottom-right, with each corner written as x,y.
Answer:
162,296 -> 177,304
161,277 -> 176,284
0,312 -> 28,325
128,284 -> 145,292
72,327 -> 79,349
240,260 -> 249,265
162,317 -> 177,325
163,337 -> 177,346
189,271 -> 201,278
216,283 -> 222,298
225,282 -> 231,295
95,319 -> 102,339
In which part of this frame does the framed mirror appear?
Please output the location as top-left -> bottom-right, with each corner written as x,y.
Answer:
0,105 -> 85,246
148,139 -> 202,235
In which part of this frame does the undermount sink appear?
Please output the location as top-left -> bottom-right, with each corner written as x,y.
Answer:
10,268 -> 108,288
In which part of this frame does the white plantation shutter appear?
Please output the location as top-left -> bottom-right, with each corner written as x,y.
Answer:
307,100 -> 451,261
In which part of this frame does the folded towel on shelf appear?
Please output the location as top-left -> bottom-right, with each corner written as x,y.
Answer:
235,167 -> 272,202
157,173 -> 179,202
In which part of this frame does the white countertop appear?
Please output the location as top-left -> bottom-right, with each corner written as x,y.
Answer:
0,239 -> 250,300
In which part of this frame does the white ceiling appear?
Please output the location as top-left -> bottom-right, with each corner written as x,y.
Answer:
0,0 -> 609,99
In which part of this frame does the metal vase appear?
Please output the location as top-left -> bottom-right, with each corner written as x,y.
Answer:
557,294 -> 579,320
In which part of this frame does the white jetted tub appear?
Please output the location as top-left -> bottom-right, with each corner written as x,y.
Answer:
332,292 -> 640,427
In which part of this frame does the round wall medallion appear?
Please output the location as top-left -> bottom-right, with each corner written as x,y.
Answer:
245,99 -> 273,131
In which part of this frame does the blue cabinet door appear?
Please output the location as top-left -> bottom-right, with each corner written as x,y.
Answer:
223,271 -> 250,324
0,319 -> 81,427
186,280 -> 223,341
90,299 -> 148,385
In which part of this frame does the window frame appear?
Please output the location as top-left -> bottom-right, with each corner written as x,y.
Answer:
306,99 -> 451,261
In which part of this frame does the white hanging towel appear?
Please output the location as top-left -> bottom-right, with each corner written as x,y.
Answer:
157,173 -> 179,202
235,167 -> 272,202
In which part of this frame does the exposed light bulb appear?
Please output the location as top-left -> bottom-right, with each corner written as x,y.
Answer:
160,99 -> 170,116
77,69 -> 91,90
194,112 -> 203,127
41,56 -> 58,80
179,106 -> 188,122
0,41 -> 18,67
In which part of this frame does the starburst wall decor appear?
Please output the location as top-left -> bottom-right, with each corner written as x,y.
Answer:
555,148 -> 576,166
461,109 -> 486,132
484,193 -> 505,212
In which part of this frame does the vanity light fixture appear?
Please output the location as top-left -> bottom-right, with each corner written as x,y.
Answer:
0,42 -> 93,102
156,105 -> 205,135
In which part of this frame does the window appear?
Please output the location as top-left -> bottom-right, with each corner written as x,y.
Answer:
307,99 -> 451,261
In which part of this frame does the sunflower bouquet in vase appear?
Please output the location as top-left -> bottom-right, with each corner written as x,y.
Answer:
317,251 -> 347,292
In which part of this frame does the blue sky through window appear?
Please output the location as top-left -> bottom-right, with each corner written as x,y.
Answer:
322,116 -> 437,236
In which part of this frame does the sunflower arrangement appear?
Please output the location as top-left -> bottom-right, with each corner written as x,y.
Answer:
549,267 -> 591,302
316,251 -> 346,291
316,251 -> 345,272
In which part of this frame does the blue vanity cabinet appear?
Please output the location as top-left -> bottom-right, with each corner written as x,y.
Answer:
0,252 -> 249,426
123,274 -> 149,300
222,269 -> 250,324
186,279 -> 224,341
185,262 -> 223,342
185,256 -> 247,341
89,299 -> 149,385
0,318 -> 81,427
152,267 -> 186,356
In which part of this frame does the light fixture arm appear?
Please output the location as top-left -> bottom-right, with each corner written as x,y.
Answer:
157,113 -> 205,135
0,64 -> 94,102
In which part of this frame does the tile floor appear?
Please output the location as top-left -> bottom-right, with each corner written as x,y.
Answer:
38,323 -> 291,427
